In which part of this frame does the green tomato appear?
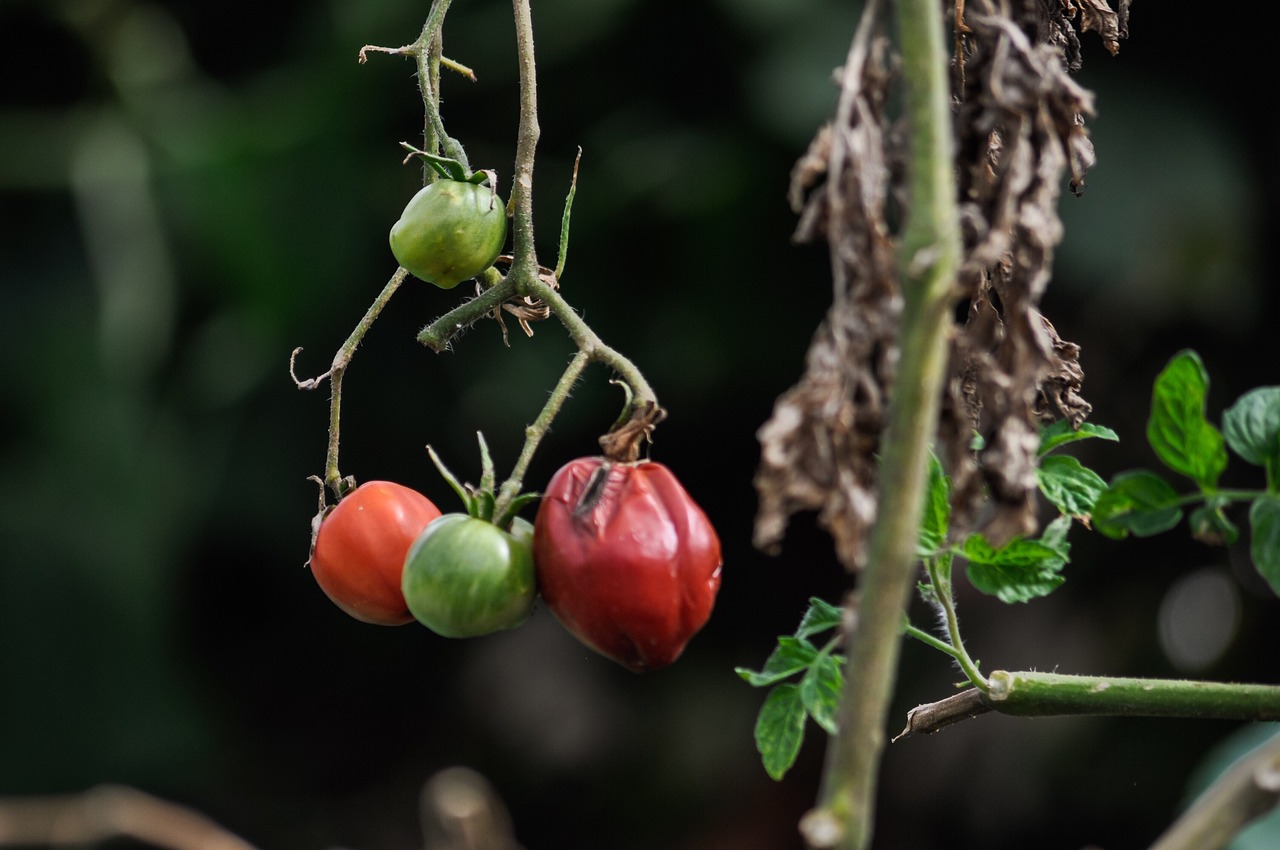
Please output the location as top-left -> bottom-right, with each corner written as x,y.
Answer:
402,514 -> 536,638
389,179 -> 507,289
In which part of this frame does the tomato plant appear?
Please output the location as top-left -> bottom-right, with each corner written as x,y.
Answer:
533,458 -> 723,672
310,480 -> 443,625
401,513 -> 537,638
389,177 -> 507,289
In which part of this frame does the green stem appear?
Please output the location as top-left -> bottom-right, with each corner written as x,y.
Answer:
984,671 -> 1280,721
527,276 -> 657,408
416,276 -> 518,351
1170,489 -> 1264,507
413,0 -> 467,168
807,0 -> 960,847
902,623 -> 962,660
924,558 -> 987,690
291,267 -> 409,496
492,349 -> 591,520
508,0 -> 540,282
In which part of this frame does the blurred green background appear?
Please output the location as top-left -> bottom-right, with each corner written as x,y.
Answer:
2,1 -> 1277,848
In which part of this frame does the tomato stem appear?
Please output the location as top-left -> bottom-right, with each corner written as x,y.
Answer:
292,266 -> 410,497
525,275 -> 658,411
492,348 -> 591,524
416,276 -> 519,352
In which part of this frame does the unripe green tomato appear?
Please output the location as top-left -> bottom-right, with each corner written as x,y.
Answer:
389,179 -> 507,289
402,514 -> 536,638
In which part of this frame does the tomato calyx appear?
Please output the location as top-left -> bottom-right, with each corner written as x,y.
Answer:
305,473 -> 361,564
427,433 -> 539,532
399,141 -> 497,190
599,392 -> 667,463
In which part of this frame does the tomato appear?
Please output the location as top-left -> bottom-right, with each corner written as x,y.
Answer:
310,481 -> 442,625
389,178 -> 507,289
533,459 -> 722,672
402,514 -> 537,638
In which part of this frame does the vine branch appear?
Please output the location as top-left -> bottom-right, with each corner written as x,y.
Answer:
896,673 -> 1280,738
804,0 -> 961,846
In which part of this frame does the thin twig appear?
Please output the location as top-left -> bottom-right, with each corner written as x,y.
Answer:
893,688 -> 990,740
0,785 -> 259,850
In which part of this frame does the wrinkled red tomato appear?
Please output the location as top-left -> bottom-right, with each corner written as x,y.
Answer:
310,481 -> 442,625
533,459 -> 722,672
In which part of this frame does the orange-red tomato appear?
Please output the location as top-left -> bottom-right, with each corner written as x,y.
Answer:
310,481 -> 442,625
533,459 -> 722,672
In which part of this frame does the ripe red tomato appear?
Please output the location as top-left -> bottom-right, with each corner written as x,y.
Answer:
310,481 -> 442,625
533,459 -> 722,672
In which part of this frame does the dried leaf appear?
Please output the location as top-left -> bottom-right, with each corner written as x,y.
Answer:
756,0 -> 1117,566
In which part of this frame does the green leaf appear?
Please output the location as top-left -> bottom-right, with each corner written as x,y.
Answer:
1039,419 -> 1120,456
961,534 -> 1067,603
1146,350 -> 1228,490
800,654 -> 844,735
1223,387 -> 1280,472
1039,514 -> 1074,554
961,534 -> 1064,569
1249,496 -> 1280,598
966,561 -> 1064,604
1037,454 -> 1108,517
796,598 -> 843,639
1190,498 -> 1240,546
918,452 -> 951,556
735,636 -> 818,687
1092,470 -> 1184,539
754,684 -> 807,780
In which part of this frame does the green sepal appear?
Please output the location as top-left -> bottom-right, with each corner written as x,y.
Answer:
405,146 -> 471,182
493,491 -> 542,533
606,378 -> 636,432
473,489 -> 496,523
427,445 -> 477,516
477,432 -> 496,497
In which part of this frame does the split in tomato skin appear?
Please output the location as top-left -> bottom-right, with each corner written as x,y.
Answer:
533,458 -> 723,672
389,179 -> 507,289
402,514 -> 537,638
310,481 -> 443,626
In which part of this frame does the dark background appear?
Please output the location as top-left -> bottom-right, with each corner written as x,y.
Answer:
2,1 -> 1278,848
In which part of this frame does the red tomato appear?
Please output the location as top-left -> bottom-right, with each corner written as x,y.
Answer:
311,481 -> 442,625
533,459 -> 722,672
